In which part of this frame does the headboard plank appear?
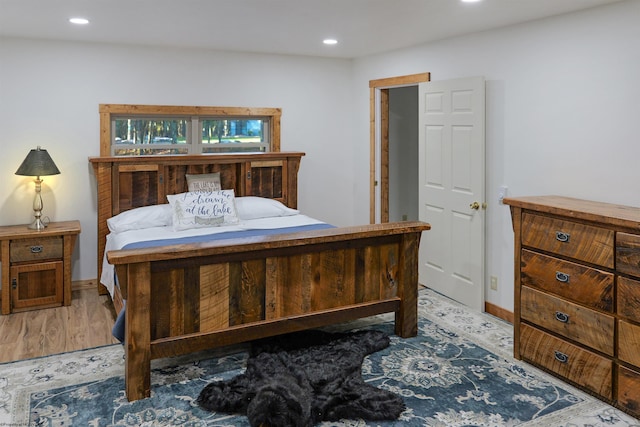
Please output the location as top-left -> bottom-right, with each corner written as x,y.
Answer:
251,162 -> 284,200
164,165 -> 188,198
90,152 -> 305,295
116,170 -> 160,211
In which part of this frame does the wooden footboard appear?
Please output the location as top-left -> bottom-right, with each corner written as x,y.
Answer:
107,221 -> 429,401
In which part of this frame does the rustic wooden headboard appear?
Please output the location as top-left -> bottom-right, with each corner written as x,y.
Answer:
89,152 -> 304,294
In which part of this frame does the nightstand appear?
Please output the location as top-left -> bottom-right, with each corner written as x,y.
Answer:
0,221 -> 81,314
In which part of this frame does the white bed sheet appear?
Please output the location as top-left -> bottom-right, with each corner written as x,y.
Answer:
100,214 -> 326,298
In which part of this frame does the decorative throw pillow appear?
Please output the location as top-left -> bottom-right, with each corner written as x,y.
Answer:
186,172 -> 221,192
167,189 -> 239,231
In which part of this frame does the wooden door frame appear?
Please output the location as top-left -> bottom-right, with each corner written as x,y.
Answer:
369,73 -> 430,223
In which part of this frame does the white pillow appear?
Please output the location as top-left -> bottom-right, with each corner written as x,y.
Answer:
167,189 -> 239,231
235,197 -> 299,220
107,204 -> 173,233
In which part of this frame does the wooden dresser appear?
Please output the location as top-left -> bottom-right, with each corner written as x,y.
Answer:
504,196 -> 640,417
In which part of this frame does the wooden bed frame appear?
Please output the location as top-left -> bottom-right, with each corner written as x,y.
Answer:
89,152 -> 430,401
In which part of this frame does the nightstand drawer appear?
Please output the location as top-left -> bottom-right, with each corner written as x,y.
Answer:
521,286 -> 614,355
521,249 -> 613,311
520,323 -> 612,400
10,236 -> 63,263
522,213 -> 614,268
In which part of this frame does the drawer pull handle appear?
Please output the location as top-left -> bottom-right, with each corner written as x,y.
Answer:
555,231 -> 570,243
554,350 -> 569,364
555,271 -> 570,283
555,311 -> 570,323
30,245 -> 44,254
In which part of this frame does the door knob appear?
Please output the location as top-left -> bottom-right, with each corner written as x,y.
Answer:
470,201 -> 480,210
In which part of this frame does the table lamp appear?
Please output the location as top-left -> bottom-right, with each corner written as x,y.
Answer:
15,146 -> 61,230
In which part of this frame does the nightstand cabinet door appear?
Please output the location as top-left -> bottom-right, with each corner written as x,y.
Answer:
10,261 -> 64,311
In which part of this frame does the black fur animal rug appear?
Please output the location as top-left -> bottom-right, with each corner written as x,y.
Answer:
197,329 -> 405,427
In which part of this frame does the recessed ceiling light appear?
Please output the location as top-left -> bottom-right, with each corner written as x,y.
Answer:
323,39 -> 338,45
461,0 -> 482,2
69,17 -> 90,25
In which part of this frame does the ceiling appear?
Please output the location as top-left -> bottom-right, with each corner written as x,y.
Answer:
0,0 -> 625,59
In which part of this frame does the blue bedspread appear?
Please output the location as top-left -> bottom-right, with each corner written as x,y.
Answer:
112,223 -> 334,342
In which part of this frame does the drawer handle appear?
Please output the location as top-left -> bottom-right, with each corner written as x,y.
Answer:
555,271 -> 570,283
555,311 -> 570,323
555,231 -> 570,243
30,245 -> 44,254
554,350 -> 569,364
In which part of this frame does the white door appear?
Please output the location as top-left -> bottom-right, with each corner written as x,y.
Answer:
418,77 -> 485,310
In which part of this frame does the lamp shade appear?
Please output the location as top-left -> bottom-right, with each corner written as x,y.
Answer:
15,146 -> 60,177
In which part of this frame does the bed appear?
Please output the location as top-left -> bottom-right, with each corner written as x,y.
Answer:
89,152 -> 430,401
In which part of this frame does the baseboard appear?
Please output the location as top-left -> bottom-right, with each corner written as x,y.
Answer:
72,279 -> 98,291
484,301 -> 513,324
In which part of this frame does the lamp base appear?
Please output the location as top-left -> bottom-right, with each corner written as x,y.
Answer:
28,217 -> 47,230
28,177 -> 47,231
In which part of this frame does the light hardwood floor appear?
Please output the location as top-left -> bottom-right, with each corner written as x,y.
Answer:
0,282 -> 118,363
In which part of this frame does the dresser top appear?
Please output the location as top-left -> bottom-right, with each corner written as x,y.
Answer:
503,196 -> 640,231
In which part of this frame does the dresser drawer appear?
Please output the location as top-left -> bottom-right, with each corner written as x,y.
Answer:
10,237 -> 63,263
521,286 -> 614,355
617,276 -> 640,323
617,232 -> 640,278
521,249 -> 613,311
618,366 -> 640,418
522,213 -> 614,268
618,320 -> 640,367
520,324 -> 612,400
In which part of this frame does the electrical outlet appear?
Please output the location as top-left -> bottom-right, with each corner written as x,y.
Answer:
402,214 -> 408,221
498,185 -> 508,204
490,276 -> 498,291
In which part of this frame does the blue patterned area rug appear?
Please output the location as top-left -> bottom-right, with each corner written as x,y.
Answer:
1,288 -> 637,426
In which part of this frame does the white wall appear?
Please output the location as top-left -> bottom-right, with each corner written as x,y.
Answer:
352,0 -> 640,310
0,39 -> 355,281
